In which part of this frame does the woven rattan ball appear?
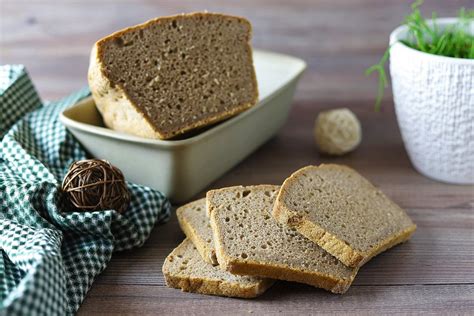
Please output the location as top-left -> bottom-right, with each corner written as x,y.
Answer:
314,108 -> 362,155
61,159 -> 130,213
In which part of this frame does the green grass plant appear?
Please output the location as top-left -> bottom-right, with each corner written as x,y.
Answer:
366,0 -> 473,111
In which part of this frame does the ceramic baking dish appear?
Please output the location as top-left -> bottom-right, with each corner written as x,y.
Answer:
60,50 -> 306,203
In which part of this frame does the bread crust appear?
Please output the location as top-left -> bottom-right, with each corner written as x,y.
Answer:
273,164 -> 417,268
163,271 -> 273,298
88,44 -> 163,138
162,239 -> 273,298
88,12 -> 258,140
176,199 -> 218,265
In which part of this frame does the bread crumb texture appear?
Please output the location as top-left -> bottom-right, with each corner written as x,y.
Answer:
162,239 -> 273,298
89,12 -> 258,139
207,185 -> 358,294
273,164 -> 416,267
176,198 -> 218,265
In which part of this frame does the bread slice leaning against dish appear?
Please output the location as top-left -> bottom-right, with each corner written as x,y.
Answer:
88,12 -> 258,140
273,164 -> 417,268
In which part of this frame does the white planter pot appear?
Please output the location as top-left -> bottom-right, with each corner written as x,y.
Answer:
389,18 -> 474,184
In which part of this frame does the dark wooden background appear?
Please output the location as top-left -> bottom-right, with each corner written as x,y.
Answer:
1,0 -> 473,314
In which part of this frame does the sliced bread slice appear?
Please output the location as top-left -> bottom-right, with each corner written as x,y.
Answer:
176,198 -> 218,265
88,12 -> 258,139
162,239 -> 274,298
273,164 -> 417,268
207,185 -> 358,294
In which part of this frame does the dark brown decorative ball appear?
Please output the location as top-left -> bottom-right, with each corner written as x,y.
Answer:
62,159 -> 130,213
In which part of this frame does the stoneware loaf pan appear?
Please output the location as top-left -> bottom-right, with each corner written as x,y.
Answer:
60,50 -> 306,203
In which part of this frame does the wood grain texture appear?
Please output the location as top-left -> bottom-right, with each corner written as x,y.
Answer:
79,284 -> 474,315
1,0 -> 473,314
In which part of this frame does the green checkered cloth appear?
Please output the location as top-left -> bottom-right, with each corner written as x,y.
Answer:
0,65 -> 171,315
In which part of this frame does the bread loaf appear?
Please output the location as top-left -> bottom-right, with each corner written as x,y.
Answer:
88,12 -> 258,139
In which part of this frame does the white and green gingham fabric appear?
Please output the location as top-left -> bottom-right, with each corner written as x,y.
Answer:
0,65 -> 171,315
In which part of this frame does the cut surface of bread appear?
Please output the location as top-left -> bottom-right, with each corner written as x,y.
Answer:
273,164 -> 417,268
88,12 -> 258,139
176,198 -> 218,265
162,239 -> 273,298
207,185 -> 358,294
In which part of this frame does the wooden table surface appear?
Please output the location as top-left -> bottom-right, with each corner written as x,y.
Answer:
2,0 -> 473,314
